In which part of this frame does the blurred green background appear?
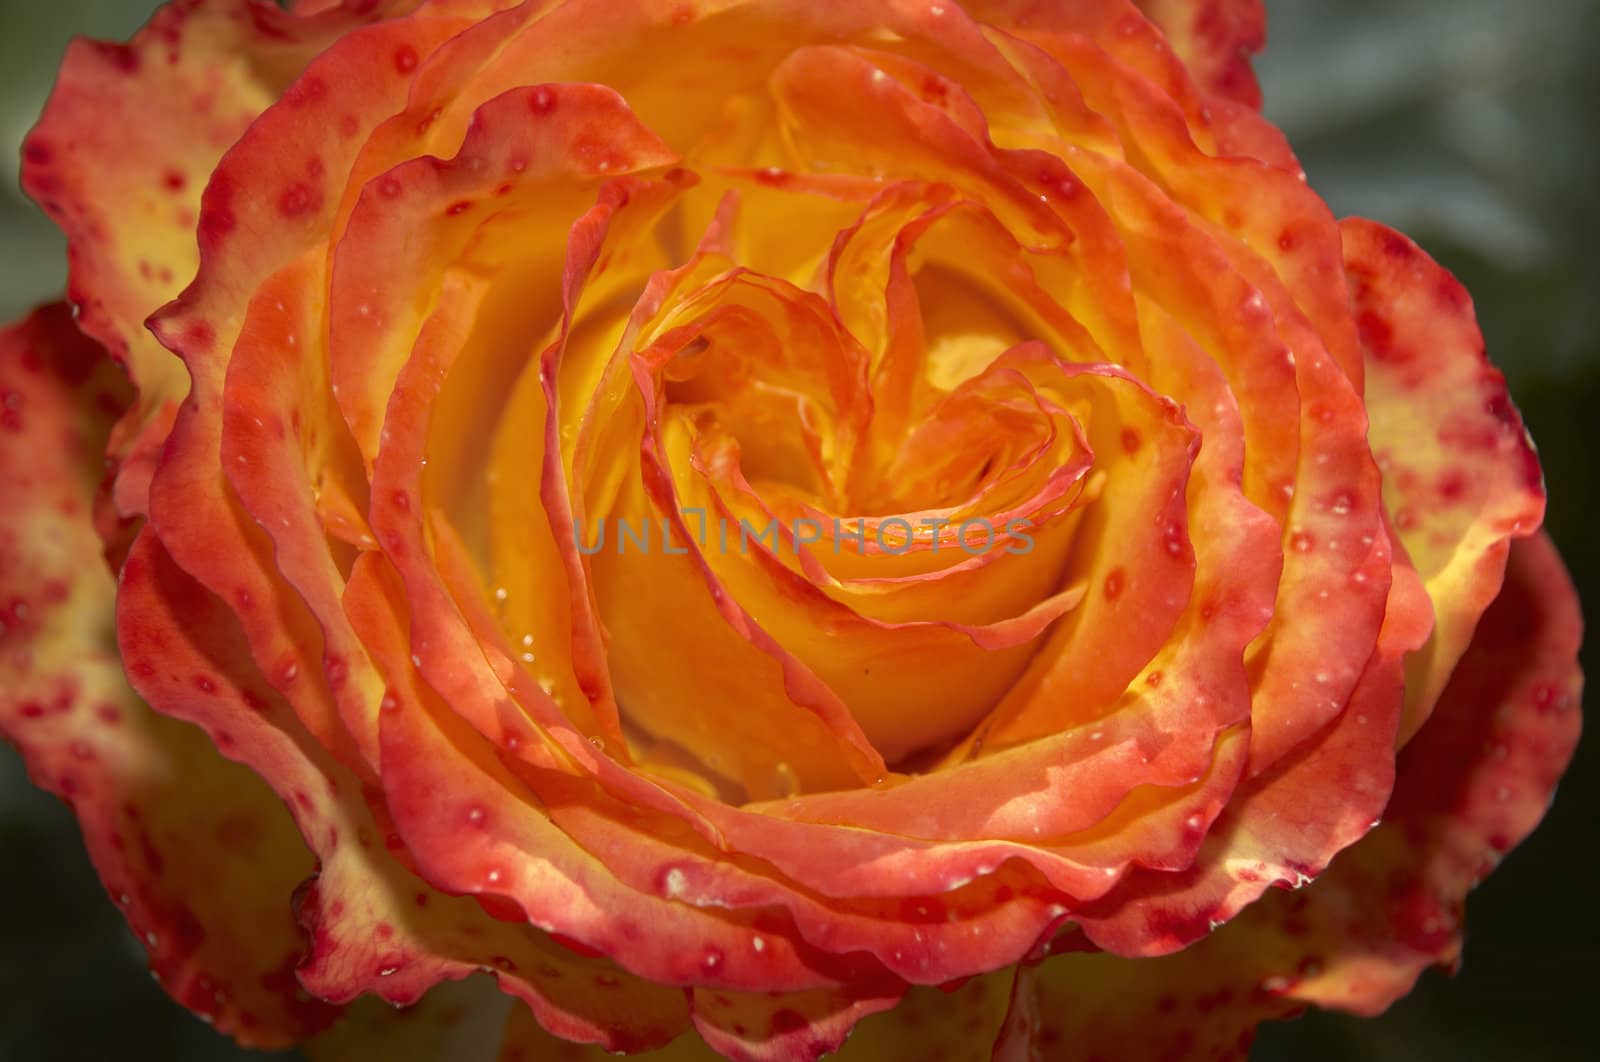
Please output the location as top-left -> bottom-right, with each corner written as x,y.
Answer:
1,1 -> 1594,1059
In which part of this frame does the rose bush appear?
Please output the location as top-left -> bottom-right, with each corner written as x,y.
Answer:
0,0 -> 1583,1058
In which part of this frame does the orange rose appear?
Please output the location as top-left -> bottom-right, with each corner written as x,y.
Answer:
0,0 -> 1581,1058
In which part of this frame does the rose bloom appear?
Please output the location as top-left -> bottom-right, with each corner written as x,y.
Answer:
0,0 -> 1583,1058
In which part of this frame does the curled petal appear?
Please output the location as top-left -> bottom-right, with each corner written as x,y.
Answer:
1343,218 -> 1548,744
1070,518 -> 1432,956
142,10 -> 484,776
120,529 -> 687,1052
21,0 -> 412,500
1017,531 -> 1580,1054
1285,531 -> 1582,1013
688,982 -> 904,1062
1134,0 -> 1267,108
0,307 -> 336,1046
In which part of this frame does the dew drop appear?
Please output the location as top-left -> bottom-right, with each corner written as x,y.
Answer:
771,762 -> 799,798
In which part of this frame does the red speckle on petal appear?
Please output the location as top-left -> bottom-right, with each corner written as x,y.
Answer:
1532,683 -> 1568,713
284,76 -> 327,108
1435,275 -> 1472,314
199,207 -> 236,242
1120,428 -> 1142,454
1357,310 -> 1398,360
1104,568 -> 1126,601
90,41 -> 140,74
393,45 -> 419,74
1379,230 -> 1415,260
1052,175 -> 1081,200
278,183 -> 317,218
529,86 -> 557,114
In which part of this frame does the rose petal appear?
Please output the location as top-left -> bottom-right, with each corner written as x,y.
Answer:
142,10 -> 481,775
1285,531 -> 1582,1012
1343,218 -> 1548,744
689,982 -> 904,1062
969,0 -> 1215,140
498,969 -> 1021,1061
1134,0 -> 1267,108
0,306 -> 344,1046
1068,527 -> 1432,955
369,618 -> 892,997
121,528 -> 689,1051
20,0 -> 415,507
1015,531 -> 1580,1055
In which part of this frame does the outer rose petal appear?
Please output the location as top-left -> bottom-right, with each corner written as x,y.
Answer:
119,531 -> 696,1053
1343,218 -> 1548,744
499,970 -> 1019,1061
1278,531 -> 1582,1011
1134,0 -> 1267,108
144,9 -> 483,776
1014,531 -> 1581,1057
1063,519 -> 1430,957
19,0 -> 413,506
0,307 -> 337,1047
